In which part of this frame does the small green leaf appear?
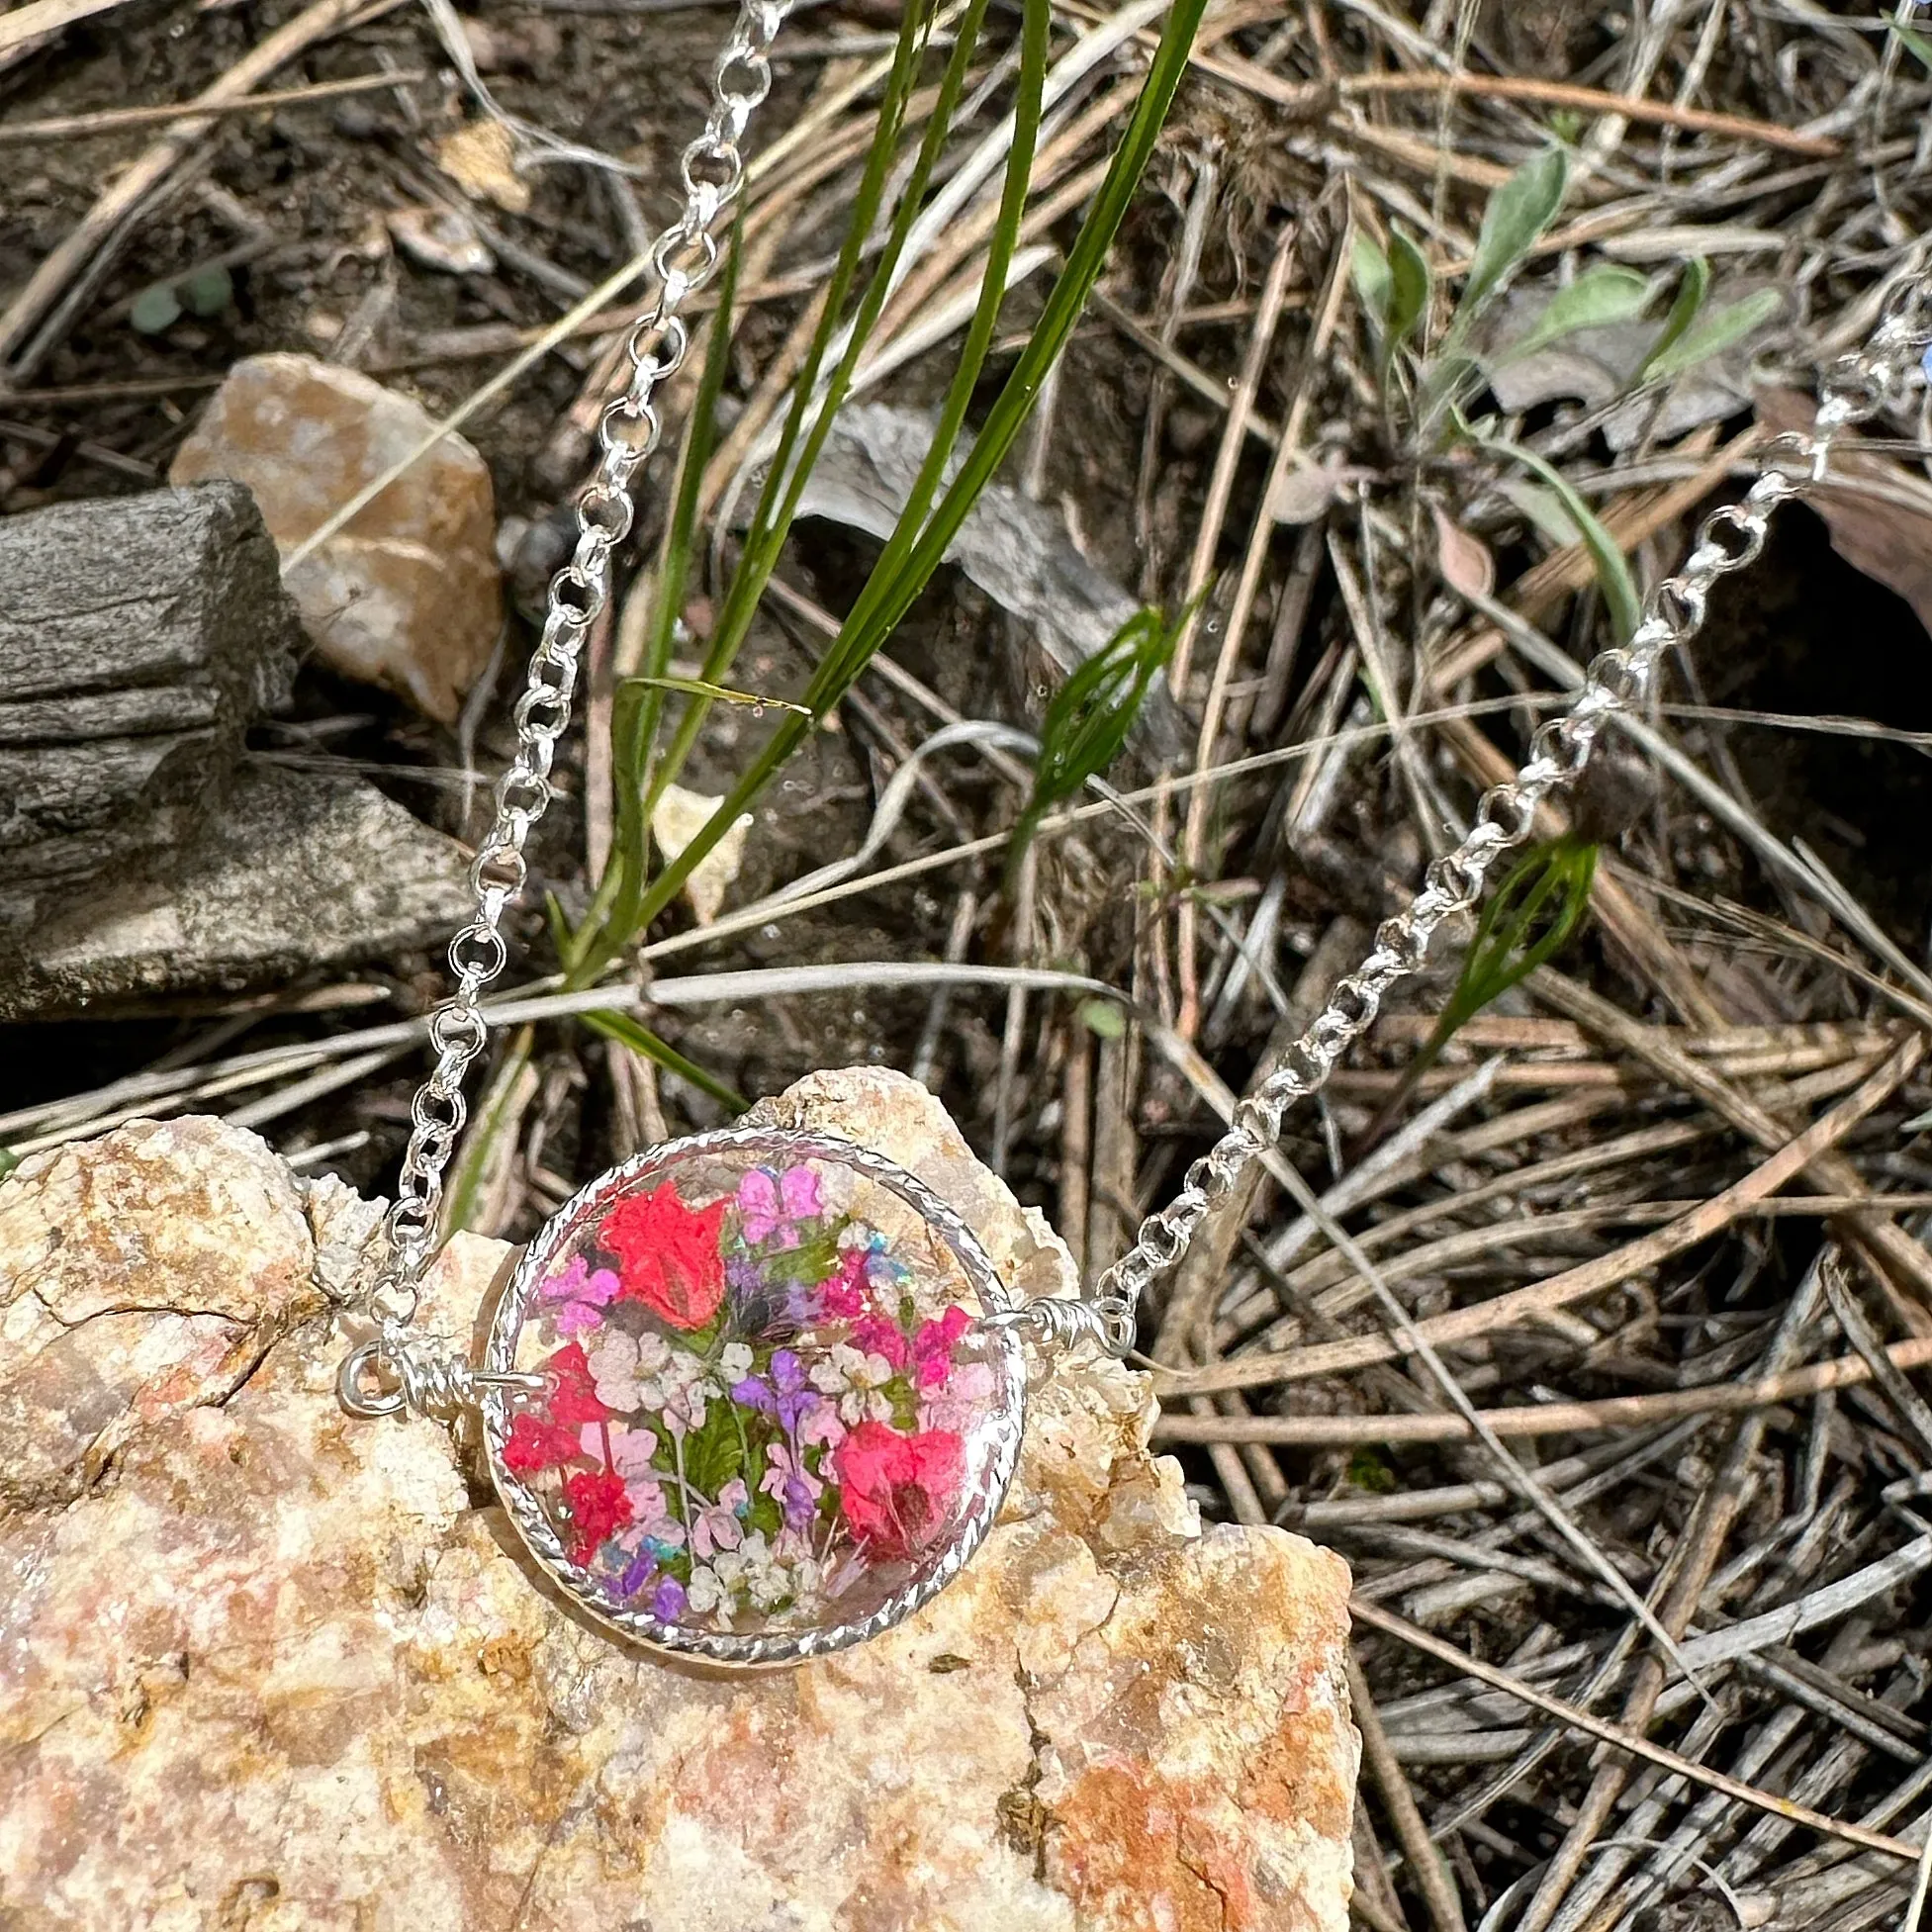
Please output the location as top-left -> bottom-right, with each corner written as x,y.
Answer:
1500,264 -> 1652,363
1078,997 -> 1128,1039
0,1147 -> 17,1180
129,283 -> 182,334
181,264 -> 233,317
1347,1447 -> 1398,1493
683,1399 -> 747,1498
1465,413 -> 1642,644
1895,20 -> 1932,69
1643,286 -> 1781,384
1450,146 -> 1568,342
1638,257 -> 1709,380
1006,601 -> 1185,891
1439,838 -> 1598,1048
1351,232 -> 1392,328
1386,230 -> 1432,356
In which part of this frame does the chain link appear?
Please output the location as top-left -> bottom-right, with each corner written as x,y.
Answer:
1083,268 -> 1932,1356
359,0 -> 788,1338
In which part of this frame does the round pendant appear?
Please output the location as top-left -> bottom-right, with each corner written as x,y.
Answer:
479,1127 -> 1027,1666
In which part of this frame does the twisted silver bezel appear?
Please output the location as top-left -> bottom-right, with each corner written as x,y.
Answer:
479,1124 -> 1028,1668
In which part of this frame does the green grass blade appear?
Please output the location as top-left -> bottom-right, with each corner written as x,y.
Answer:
582,1008 -> 750,1114
1642,286 -> 1781,384
626,0 -> 1211,931
641,0 -> 988,819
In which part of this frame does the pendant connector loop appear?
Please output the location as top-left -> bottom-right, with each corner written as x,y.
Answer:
336,1333 -> 546,1421
982,1297 -> 1132,1357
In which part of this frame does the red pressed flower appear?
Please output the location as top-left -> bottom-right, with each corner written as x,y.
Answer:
831,1421 -> 966,1559
503,1412 -> 583,1474
544,1341 -> 610,1426
563,1467 -> 632,1565
598,1183 -> 728,1331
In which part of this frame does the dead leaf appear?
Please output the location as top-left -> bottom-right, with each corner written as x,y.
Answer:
435,118 -> 529,216
1756,387 -> 1932,636
1431,504 -> 1496,601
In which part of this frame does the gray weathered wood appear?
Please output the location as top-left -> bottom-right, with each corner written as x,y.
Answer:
0,480 -> 299,936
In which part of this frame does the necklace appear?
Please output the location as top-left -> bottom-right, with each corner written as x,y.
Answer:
331,0 -> 1932,1668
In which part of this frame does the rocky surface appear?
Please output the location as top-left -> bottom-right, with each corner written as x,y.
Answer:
170,352 -> 504,724
0,1071 -> 1356,1931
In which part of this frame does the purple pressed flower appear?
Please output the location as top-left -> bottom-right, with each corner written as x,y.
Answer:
726,1254 -> 762,1293
732,1374 -> 777,1414
653,1577 -> 688,1621
771,1349 -> 806,1392
618,1551 -> 657,1599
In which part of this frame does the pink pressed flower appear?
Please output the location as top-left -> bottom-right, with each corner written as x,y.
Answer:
919,1359 -> 995,1435
690,1477 -> 750,1560
540,1254 -> 621,1335
817,1243 -> 870,1319
607,1425 -> 659,1478
850,1313 -> 910,1372
796,1395 -> 846,1449
912,1305 -> 972,1391
831,1422 -> 965,1559
622,1475 -> 669,1523
738,1165 -> 823,1245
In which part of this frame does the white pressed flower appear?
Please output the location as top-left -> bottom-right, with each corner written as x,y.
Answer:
585,1332 -> 643,1410
809,1342 -> 866,1396
687,1565 -> 725,1614
718,1340 -> 755,1381
837,1350 -> 898,1426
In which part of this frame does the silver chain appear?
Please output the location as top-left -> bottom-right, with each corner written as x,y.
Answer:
1083,271 -> 1932,1354
362,0 -> 788,1331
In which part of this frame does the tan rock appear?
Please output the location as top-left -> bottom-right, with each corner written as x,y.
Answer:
170,352 -> 504,724
435,118 -> 531,215
651,781 -> 755,927
0,1073 -> 1356,1931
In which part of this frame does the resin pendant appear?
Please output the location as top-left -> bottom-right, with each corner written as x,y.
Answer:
480,1127 -> 1027,1666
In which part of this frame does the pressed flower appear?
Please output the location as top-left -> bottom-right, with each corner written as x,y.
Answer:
503,1411 -> 582,1474
652,1577 -> 688,1621
759,1441 -> 822,1530
850,1312 -> 911,1372
912,1304 -> 973,1391
919,1359 -> 996,1435
617,1549 -> 658,1600
738,1164 -> 822,1245
563,1467 -> 632,1564
598,1182 -> 728,1330
690,1477 -> 751,1560
544,1341 -> 611,1426
539,1254 -> 621,1336
831,1422 -> 966,1559
607,1424 -> 659,1479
